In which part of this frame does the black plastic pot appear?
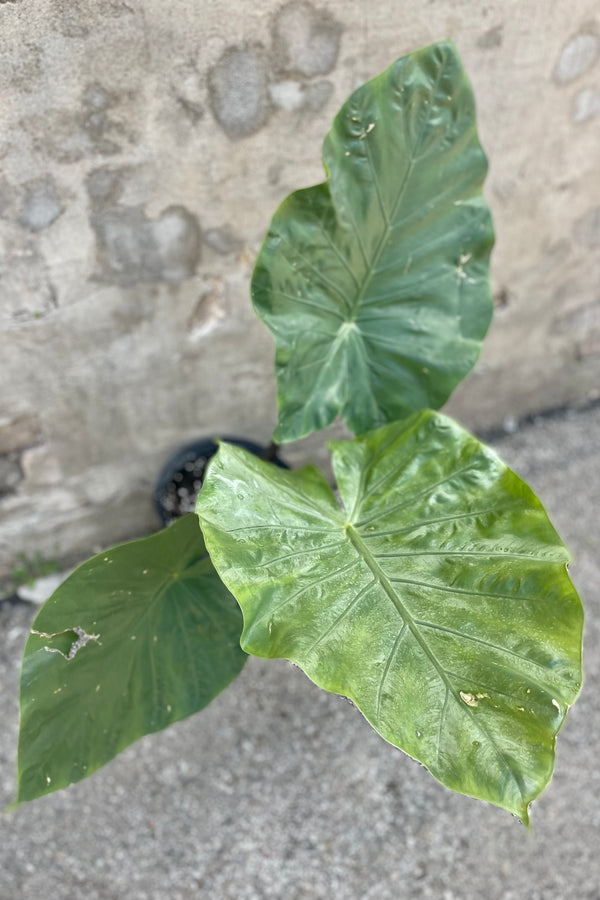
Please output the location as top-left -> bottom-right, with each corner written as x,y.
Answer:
154,437 -> 287,527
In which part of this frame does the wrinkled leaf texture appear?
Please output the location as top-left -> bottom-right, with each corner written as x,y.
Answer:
196,414 -> 583,822
252,41 -> 494,443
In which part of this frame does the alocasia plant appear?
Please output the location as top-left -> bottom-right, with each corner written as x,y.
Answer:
12,41 -> 582,825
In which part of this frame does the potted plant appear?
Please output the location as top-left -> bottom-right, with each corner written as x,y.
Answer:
12,41 -> 583,826
153,436 -> 285,526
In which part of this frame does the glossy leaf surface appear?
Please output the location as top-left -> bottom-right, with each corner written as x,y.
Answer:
196,416 -> 582,821
252,42 -> 494,442
17,514 -> 246,804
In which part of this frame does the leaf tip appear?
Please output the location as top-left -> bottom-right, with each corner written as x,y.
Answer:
3,799 -> 20,815
516,803 -> 532,830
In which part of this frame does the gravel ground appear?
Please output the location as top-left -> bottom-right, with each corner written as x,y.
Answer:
1,405 -> 598,900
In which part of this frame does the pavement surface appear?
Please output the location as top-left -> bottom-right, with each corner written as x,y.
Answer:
0,405 -> 598,900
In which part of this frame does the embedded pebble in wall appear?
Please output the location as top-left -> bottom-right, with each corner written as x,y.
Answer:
0,238 -> 58,322
554,32 -> 599,83
203,226 -> 242,256
573,88 -> 600,122
476,25 -> 503,50
269,79 -> 333,113
171,63 -> 204,124
20,81 -> 130,165
0,455 -> 22,494
85,167 -> 126,206
187,277 -> 228,341
19,176 -> 64,232
208,45 -> 271,139
23,106 -> 121,164
0,414 -> 42,455
272,1 -> 342,78
91,204 -> 201,285
80,83 -> 125,156
269,80 -> 306,112
20,444 -> 62,489
83,83 -> 110,110
152,207 -> 201,283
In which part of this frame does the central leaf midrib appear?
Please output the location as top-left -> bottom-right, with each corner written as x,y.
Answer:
348,158 -> 415,318
346,58 -> 448,319
346,524 -> 452,691
345,522 -> 526,800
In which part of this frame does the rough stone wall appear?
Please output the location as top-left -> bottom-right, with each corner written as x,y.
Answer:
1,0 -> 599,580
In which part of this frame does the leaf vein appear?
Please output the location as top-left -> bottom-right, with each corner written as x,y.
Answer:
315,215 -> 363,289
304,577 -> 378,657
413,618 -> 561,679
356,460 -> 480,527
255,539 -> 346,569
275,233 -> 355,314
376,622 -> 408,720
373,550 -> 566,562
272,290 -> 346,322
364,506 -> 518,537
265,559 -> 362,619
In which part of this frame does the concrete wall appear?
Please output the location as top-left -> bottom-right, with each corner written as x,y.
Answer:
1,0 -> 599,581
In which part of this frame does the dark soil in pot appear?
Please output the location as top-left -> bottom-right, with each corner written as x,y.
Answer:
154,437 -> 286,527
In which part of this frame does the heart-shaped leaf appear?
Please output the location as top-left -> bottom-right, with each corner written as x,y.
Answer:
196,415 -> 583,821
252,41 -> 494,443
16,514 -> 246,804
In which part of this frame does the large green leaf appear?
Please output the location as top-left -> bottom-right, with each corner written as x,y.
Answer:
16,514 -> 246,804
252,41 -> 494,443
196,415 -> 583,821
